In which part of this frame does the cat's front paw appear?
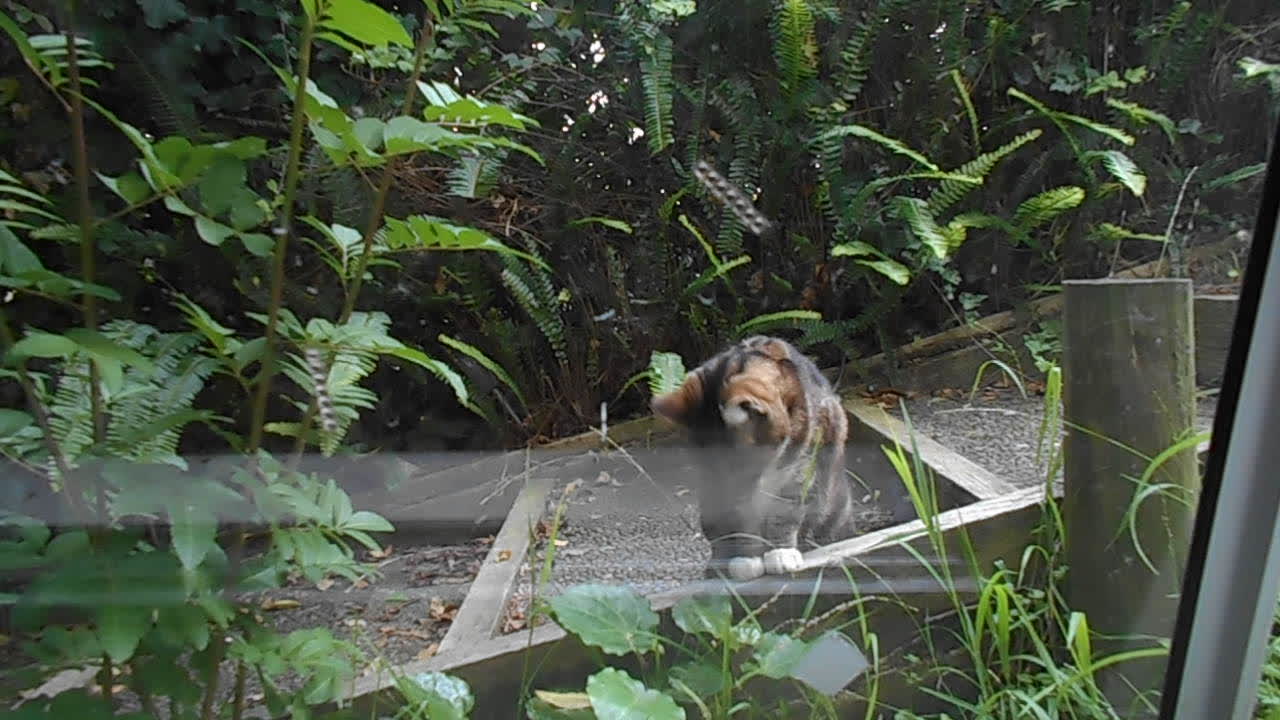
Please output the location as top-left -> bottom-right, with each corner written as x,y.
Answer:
762,548 -> 804,575
727,556 -> 765,581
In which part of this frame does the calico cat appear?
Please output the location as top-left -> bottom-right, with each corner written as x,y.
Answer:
651,335 -> 858,581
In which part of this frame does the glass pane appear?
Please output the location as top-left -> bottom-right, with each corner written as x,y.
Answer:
0,1 -> 1274,718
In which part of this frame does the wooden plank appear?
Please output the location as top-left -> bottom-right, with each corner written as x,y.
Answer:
325,483 -> 1057,719
842,395 -> 1019,499
1062,279 -> 1200,717
1194,294 -> 1238,387
434,476 -> 556,657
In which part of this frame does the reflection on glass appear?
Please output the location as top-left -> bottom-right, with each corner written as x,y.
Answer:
0,0 -> 1272,717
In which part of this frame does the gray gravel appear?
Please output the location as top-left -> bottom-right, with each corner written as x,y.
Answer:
890,388 -> 1220,490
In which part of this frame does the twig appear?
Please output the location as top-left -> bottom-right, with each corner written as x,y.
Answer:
1156,165 -> 1199,276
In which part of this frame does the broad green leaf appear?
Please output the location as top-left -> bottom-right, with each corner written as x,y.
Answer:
239,232 -> 274,257
401,672 -> 474,720
65,328 -> 156,372
585,668 -> 684,720
549,585 -> 659,656
96,171 -> 151,205
0,225 -> 41,274
155,603 -> 210,651
1240,56 -> 1280,79
168,502 -> 217,571
754,632 -> 809,679
322,0 -> 413,49
1105,98 -> 1177,144
0,408 -> 33,437
96,603 -> 150,663
815,124 -> 939,171
6,331 -> 77,361
671,594 -> 731,637
668,660 -> 724,698
195,216 -> 236,246
344,510 -> 393,533
198,155 -> 248,215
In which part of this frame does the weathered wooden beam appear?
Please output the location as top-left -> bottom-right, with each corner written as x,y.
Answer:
1061,278 -> 1200,717
843,395 -> 1020,499
1193,294 -> 1238,386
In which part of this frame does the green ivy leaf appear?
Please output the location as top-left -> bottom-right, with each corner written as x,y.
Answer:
322,0 -> 413,49
549,585 -> 659,656
585,668 -> 684,720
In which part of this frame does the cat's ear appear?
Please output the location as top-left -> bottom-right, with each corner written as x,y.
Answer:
752,337 -> 794,363
651,371 -> 704,426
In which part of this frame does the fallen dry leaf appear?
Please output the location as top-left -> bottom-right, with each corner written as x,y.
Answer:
535,690 -> 592,710
315,578 -> 335,591
417,643 -> 441,661
429,597 -> 459,622
369,544 -> 394,560
260,598 -> 301,612
553,538 -> 569,547
496,549 -> 512,562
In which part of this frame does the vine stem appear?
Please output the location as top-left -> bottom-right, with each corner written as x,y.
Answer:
0,309 -> 86,522
288,16 -> 436,463
245,8 -> 319,456
63,1 -> 107,486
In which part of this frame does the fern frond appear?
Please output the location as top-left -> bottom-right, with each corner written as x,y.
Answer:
1012,186 -> 1086,235
500,263 -> 567,366
771,0 -> 818,93
447,149 -> 508,199
640,33 -> 675,155
1084,150 -> 1146,197
926,129 -> 1043,214
816,124 -> 940,171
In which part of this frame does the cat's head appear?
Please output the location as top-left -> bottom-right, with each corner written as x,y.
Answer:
651,336 -> 802,447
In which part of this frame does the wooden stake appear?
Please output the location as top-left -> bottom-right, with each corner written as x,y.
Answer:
1062,279 -> 1200,717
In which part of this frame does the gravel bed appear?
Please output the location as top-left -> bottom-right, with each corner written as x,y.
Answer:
889,386 -> 1220,490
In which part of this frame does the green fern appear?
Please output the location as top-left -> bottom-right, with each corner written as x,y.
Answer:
832,0 -> 903,104
771,0 -> 818,93
28,320 -> 217,472
1084,150 -> 1146,197
640,33 -> 675,155
1012,186 -> 1086,236
500,254 -> 568,367
926,129 -> 1043,214
447,149 -> 508,199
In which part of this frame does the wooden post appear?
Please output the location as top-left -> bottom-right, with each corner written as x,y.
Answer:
1062,279 -> 1200,717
